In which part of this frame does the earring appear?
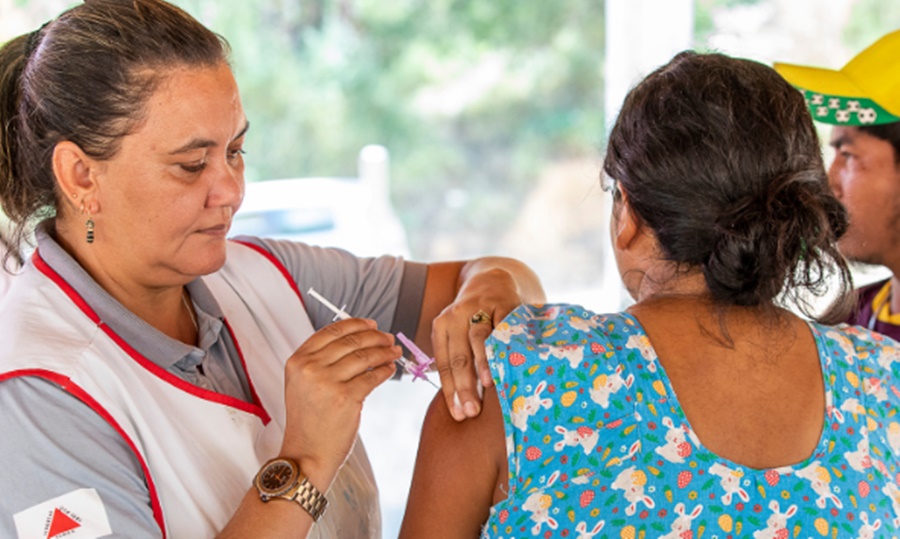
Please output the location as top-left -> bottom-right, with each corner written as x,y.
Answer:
81,201 -> 95,244
85,216 -> 95,244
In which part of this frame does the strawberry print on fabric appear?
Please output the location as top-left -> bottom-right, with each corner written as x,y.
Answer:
481,304 -> 900,538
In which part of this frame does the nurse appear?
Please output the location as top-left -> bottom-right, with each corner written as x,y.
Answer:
0,1 -> 544,537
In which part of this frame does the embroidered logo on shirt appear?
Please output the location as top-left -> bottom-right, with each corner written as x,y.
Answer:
46,508 -> 80,538
13,489 -> 112,539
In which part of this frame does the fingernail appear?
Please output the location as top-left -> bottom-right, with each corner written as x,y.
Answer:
451,391 -> 463,417
452,404 -> 465,421
464,401 -> 479,417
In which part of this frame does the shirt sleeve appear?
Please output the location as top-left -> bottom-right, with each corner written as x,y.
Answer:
0,377 -> 160,539
232,236 -> 427,337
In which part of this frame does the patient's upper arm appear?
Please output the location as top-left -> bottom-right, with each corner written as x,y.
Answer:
400,385 -> 508,538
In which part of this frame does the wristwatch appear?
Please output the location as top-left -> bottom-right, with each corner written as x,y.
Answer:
254,457 -> 328,521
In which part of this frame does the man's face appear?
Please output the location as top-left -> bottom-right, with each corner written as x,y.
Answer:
828,126 -> 900,269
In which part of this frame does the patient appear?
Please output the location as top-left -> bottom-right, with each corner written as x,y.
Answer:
400,51 -> 900,538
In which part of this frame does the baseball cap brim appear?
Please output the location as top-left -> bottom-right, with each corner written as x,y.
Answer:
772,63 -> 865,98
774,29 -> 900,126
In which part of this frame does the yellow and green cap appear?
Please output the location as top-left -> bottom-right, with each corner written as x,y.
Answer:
774,29 -> 900,126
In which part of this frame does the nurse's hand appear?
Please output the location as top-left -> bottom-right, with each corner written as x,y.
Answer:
432,267 -> 528,421
280,318 -> 399,489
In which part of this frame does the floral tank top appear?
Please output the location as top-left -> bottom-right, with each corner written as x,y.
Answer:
482,303 -> 900,539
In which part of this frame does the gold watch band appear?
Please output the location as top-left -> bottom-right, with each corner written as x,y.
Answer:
287,476 -> 328,522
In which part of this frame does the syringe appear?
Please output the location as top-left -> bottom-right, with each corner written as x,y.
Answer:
307,287 -> 439,389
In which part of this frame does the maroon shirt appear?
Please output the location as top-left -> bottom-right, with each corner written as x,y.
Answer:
848,278 -> 900,340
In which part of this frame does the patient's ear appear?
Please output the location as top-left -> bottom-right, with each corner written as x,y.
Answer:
612,189 -> 641,252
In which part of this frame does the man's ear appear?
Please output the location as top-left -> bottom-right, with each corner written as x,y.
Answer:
52,141 -> 99,213
612,188 -> 641,251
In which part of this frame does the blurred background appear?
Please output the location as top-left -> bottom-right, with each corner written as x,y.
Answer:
2,0 -> 898,536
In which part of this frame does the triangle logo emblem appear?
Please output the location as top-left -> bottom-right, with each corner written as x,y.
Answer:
45,507 -> 81,538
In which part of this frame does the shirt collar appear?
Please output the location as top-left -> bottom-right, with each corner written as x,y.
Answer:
35,223 -> 226,370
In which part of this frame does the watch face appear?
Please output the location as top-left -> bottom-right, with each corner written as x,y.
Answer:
257,458 -> 297,497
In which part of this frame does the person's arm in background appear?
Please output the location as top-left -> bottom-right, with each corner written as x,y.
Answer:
416,258 -> 545,421
399,382 -> 508,538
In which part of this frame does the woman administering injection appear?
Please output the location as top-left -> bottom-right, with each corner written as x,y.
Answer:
0,2 -> 545,536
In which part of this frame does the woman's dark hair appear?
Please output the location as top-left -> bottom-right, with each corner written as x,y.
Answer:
0,0 -> 229,262
603,51 -> 852,315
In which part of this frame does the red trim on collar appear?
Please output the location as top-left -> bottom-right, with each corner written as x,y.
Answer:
0,369 -> 168,538
31,249 -> 271,424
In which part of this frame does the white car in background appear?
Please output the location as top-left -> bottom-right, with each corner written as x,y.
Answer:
230,145 -> 411,258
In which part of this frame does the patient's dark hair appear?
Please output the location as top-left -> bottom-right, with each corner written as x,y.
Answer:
0,0 -> 229,262
603,51 -> 852,315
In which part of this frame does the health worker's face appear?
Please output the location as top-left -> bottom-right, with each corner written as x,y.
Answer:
92,62 -> 247,286
828,126 -> 900,269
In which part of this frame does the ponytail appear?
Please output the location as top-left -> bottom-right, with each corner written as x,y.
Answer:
0,34 -> 32,263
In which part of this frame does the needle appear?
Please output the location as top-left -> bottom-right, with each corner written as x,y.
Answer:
308,288 -> 439,389
395,332 -> 439,388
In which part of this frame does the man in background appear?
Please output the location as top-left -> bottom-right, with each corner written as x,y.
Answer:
775,29 -> 900,337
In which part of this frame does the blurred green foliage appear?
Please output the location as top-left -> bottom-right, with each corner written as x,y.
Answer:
843,0 -> 900,52
10,0 -> 887,260
172,0 -> 607,257
694,0 -> 764,46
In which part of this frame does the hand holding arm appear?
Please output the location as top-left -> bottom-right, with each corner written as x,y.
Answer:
417,257 -> 544,421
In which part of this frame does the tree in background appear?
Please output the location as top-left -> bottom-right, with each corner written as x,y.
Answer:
175,0 -> 607,260
4,0 -> 897,280
843,0 -> 900,51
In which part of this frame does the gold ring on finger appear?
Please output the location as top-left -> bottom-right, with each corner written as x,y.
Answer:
469,310 -> 492,326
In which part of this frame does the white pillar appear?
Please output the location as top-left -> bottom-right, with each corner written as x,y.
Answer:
358,144 -> 390,205
605,0 -> 695,126
601,0 -> 694,310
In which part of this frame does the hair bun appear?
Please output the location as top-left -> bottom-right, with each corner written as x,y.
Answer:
704,170 -> 847,306
704,191 -> 784,306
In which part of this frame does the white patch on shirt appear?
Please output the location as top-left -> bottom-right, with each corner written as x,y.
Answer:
14,488 -> 112,539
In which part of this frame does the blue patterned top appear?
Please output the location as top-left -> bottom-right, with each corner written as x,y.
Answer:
482,303 -> 900,539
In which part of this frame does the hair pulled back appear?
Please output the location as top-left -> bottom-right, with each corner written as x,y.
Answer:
0,0 -> 229,260
603,51 -> 851,312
